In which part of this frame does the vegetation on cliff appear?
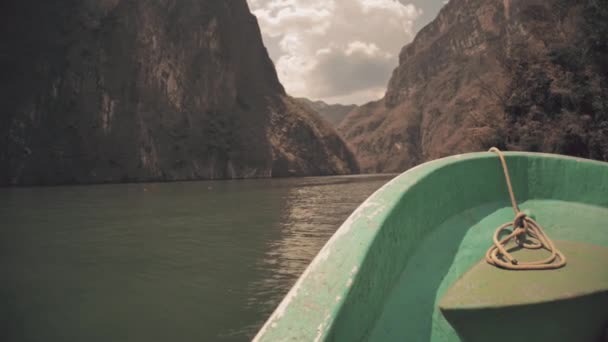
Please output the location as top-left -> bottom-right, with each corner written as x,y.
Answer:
339,0 -> 607,172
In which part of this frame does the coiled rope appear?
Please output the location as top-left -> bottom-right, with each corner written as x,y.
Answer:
485,147 -> 566,270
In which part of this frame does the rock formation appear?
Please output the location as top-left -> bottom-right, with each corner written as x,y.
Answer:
339,0 -> 608,172
0,0 -> 358,185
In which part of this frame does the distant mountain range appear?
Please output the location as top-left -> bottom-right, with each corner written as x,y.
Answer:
0,0 -> 358,185
296,98 -> 357,127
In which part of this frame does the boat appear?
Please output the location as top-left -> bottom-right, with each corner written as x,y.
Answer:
254,151 -> 608,341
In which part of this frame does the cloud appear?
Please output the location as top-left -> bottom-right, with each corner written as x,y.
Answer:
309,42 -> 393,98
248,0 -> 422,104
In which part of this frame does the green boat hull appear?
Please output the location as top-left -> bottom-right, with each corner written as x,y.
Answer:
254,152 -> 608,341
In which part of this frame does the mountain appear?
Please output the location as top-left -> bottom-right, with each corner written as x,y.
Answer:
296,98 -> 357,127
339,0 -> 608,173
0,0 -> 358,186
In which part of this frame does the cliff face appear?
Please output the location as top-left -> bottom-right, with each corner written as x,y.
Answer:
0,0 -> 358,185
296,98 -> 357,128
339,0 -> 608,172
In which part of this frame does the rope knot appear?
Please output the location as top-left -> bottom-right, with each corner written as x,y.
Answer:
513,212 -> 529,245
514,212 -> 527,229
485,148 -> 566,270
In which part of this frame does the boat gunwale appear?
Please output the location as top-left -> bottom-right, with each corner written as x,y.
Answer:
254,152 -> 608,341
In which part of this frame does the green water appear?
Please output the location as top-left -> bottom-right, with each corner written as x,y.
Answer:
0,174 -> 393,342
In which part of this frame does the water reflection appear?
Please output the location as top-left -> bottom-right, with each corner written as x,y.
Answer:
241,175 -> 393,339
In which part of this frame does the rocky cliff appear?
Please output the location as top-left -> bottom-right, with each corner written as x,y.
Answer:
339,0 -> 608,172
0,0 -> 358,185
296,98 -> 357,128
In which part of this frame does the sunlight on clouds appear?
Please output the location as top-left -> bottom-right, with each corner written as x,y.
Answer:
345,41 -> 388,57
248,0 -> 422,105
252,1 -> 334,37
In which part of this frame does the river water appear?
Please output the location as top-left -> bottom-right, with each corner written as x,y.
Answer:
0,174 -> 393,341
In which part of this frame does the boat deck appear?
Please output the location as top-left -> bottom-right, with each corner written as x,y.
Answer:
370,199 -> 608,341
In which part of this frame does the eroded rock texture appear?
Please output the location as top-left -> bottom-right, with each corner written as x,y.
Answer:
340,0 -> 608,172
0,0 -> 358,185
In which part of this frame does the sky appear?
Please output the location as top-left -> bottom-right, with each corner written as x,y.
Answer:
246,0 -> 448,105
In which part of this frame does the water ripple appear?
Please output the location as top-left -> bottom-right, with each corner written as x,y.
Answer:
0,175 -> 394,342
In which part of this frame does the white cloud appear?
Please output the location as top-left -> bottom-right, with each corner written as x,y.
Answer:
345,41 -> 384,57
248,0 -> 422,105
